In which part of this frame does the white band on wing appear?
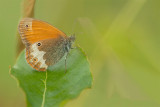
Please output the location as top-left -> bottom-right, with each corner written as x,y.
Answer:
30,43 -> 48,69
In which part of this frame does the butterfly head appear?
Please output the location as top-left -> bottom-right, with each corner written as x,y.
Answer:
65,35 -> 75,52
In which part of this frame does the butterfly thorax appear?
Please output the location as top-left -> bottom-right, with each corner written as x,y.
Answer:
64,35 -> 75,52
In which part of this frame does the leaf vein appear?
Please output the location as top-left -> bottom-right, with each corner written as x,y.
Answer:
41,71 -> 47,107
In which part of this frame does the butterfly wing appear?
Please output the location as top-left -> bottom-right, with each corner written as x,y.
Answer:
18,18 -> 67,71
25,38 -> 67,71
19,18 -> 67,46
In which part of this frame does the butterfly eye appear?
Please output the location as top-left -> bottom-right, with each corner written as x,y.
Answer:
37,42 -> 41,46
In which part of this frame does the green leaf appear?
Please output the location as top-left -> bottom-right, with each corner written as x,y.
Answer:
10,47 -> 92,107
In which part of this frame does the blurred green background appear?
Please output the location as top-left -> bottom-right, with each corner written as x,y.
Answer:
1,0 -> 160,106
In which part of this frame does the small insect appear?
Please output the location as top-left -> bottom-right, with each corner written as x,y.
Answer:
18,18 -> 75,71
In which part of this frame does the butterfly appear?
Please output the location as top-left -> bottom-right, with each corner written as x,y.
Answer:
18,18 -> 75,71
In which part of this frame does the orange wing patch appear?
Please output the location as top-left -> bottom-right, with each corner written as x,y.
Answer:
19,18 -> 67,45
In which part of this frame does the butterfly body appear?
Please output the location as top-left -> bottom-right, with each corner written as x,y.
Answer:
18,18 -> 75,71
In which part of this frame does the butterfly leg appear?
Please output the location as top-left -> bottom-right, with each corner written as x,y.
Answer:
64,45 -> 76,73
65,52 -> 69,73
65,57 -> 67,73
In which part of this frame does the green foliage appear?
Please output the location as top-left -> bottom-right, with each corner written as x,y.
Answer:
10,47 -> 92,107
2,0 -> 160,106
